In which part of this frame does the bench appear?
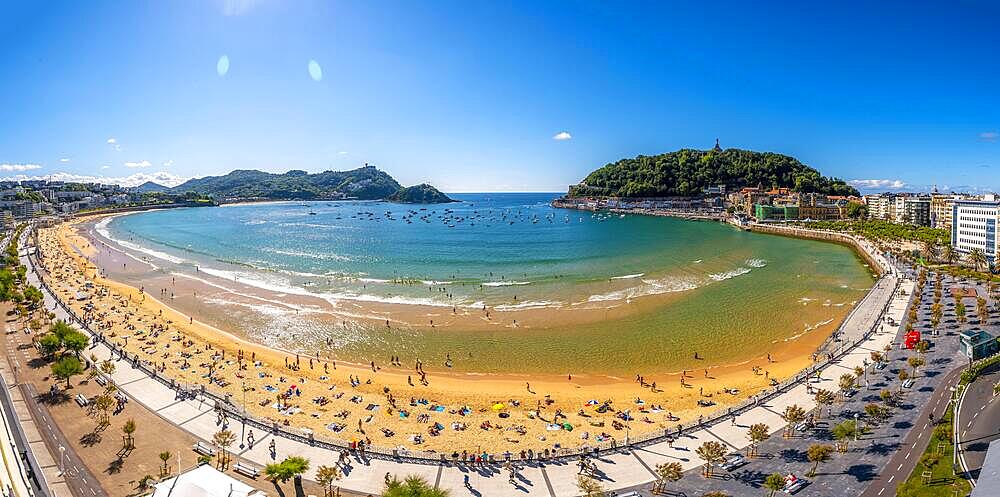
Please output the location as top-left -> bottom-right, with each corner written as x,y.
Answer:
115,392 -> 128,404
193,441 -> 216,457
902,379 -> 915,389
75,394 -> 89,407
234,462 -> 259,478
95,375 -> 107,386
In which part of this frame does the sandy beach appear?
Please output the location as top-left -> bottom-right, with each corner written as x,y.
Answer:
34,214 -> 847,453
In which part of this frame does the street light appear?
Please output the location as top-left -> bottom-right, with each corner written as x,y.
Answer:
57,446 -> 65,476
854,413 -> 860,441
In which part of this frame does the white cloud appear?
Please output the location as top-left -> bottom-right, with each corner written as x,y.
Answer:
124,160 -> 152,168
848,179 -> 907,190
162,160 -> 174,167
980,131 -> 999,142
337,151 -> 349,155
59,157 -> 71,163
217,55 -> 230,76
0,171 -> 190,188
0,163 -> 42,172
107,137 -> 122,151
106,137 -> 116,144
552,131 -> 572,141
100,165 -> 110,170
308,60 -> 323,81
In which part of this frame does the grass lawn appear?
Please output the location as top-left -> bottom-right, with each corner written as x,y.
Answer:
896,408 -> 972,497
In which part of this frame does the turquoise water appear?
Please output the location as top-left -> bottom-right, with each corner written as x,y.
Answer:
99,193 -> 875,373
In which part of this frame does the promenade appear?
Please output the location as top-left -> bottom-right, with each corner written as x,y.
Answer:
17,223 -> 925,496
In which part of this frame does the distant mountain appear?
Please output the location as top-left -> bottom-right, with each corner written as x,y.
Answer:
387,184 -> 455,204
169,166 -> 452,203
567,147 -> 859,198
134,181 -> 170,193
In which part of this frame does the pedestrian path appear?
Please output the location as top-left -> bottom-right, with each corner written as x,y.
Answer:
21,238 -> 915,496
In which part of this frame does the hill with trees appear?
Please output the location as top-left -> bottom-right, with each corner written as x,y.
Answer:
386,183 -> 455,203
169,166 -> 452,203
568,147 -> 858,197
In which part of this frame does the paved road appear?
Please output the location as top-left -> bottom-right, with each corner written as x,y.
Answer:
859,366 -> 964,497
957,363 -> 1000,482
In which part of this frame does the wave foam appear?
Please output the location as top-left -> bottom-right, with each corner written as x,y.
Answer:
95,217 -> 187,265
611,273 -> 644,280
482,281 -> 531,287
709,267 -> 751,281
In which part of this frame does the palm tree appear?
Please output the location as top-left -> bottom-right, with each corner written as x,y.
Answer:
977,297 -> 989,325
122,419 -> 136,450
653,462 -> 682,494
213,430 -> 237,470
159,451 -> 172,477
265,456 -> 310,486
968,248 -> 988,272
382,475 -> 449,497
695,441 -> 727,477
315,465 -> 342,497
747,423 -> 770,457
921,241 -> 937,263
764,473 -> 786,497
806,444 -> 833,477
941,244 -> 956,265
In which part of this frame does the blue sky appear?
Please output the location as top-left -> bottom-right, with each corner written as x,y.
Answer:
0,1 -> 998,192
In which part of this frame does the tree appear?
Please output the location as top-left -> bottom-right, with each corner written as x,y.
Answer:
968,248 -> 988,272
977,297 -> 990,325
652,461 -> 682,494
62,331 -> 89,358
122,419 -> 136,450
264,456 -> 310,484
92,394 -> 115,428
382,475 -> 449,497
782,404 -> 806,437
806,444 -> 833,477
832,420 -> 857,452
764,473 -> 786,497
864,403 -> 885,426
695,441 -> 727,477
846,202 -> 868,220
746,423 -> 770,457
838,373 -> 856,400
943,244 -> 957,265
575,475 -> 606,497
898,370 -> 910,391
315,465 -> 342,497
52,356 -> 83,388
22,285 -> 42,310
38,333 -> 62,358
814,390 -> 834,418
907,356 -> 925,377
213,430 -> 237,470
159,451 -> 172,477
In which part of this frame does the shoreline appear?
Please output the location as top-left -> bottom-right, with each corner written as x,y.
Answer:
28,211 -> 870,452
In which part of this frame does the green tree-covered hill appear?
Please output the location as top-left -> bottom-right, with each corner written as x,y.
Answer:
568,148 -> 858,197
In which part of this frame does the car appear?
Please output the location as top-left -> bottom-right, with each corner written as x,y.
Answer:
843,388 -> 857,398
783,474 -> 808,494
720,454 -> 748,471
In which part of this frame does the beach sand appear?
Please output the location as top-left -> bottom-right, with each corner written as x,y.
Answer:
35,215 -> 841,453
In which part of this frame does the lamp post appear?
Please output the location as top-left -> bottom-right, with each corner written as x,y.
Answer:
854,413 -> 860,441
240,380 -> 247,449
57,445 -> 65,476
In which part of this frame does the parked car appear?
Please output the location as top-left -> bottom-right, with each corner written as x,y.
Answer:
783,474 -> 808,494
720,454 -> 748,471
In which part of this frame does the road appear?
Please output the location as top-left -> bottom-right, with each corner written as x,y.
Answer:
957,362 -> 1000,482
858,366 -> 964,497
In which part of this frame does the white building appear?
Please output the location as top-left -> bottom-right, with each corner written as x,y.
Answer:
865,194 -> 895,221
952,194 -> 998,267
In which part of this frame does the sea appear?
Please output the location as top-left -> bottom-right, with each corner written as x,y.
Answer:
93,193 -> 874,374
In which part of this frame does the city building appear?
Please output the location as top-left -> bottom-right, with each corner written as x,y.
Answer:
754,204 -> 799,221
865,194 -> 895,221
893,195 -> 931,226
952,195 -> 999,266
